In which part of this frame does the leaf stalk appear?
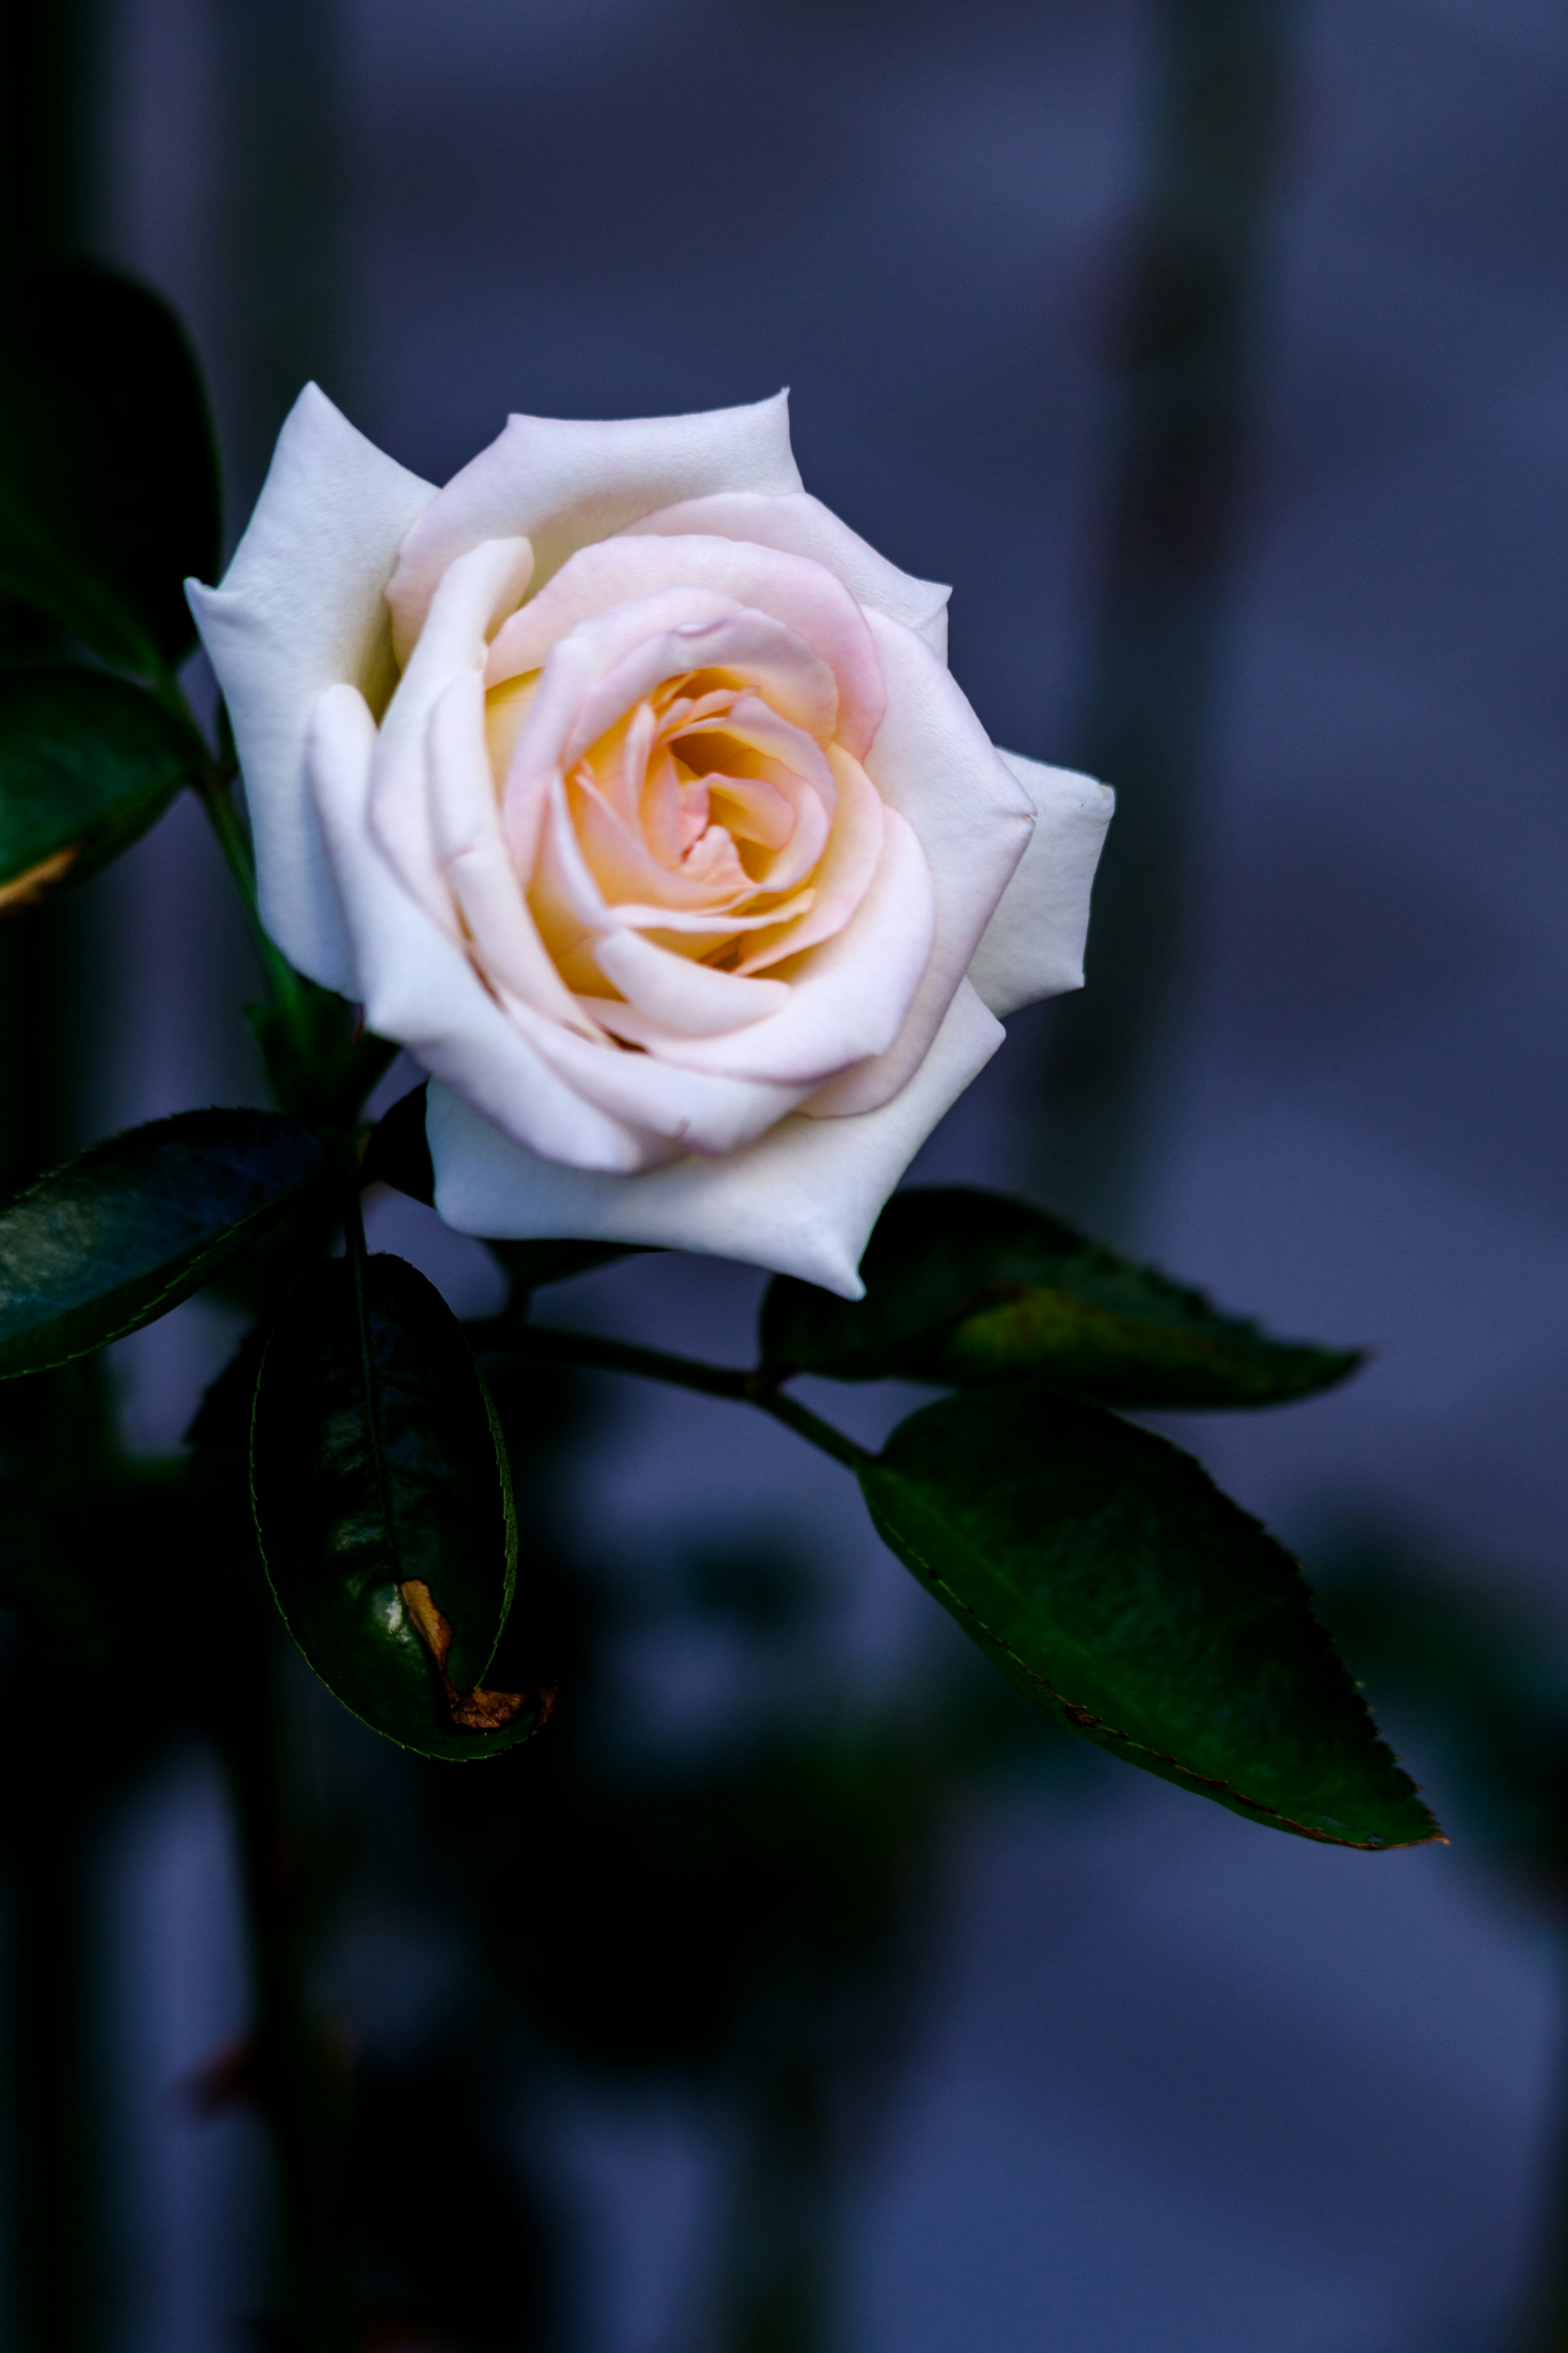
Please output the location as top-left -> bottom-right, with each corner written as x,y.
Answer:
483,1320 -> 875,1472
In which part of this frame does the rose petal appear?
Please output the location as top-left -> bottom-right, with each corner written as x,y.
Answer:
733,747 -> 883,973
494,986 -> 814,1154
624,491 -> 951,657
370,535 -> 533,928
306,684 -> 661,1174
811,609 -> 1034,1117
587,927 -> 790,1036
485,536 -> 885,756
427,674 -> 604,1039
558,612 -> 841,762
588,808 -> 936,1088
605,891 -> 818,937
386,392 -> 801,659
495,588 -> 792,874
965,751 -> 1116,1017
186,385 -> 436,991
427,979 -> 1005,1296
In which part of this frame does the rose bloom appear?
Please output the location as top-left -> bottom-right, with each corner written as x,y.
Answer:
190,390 -> 1111,1296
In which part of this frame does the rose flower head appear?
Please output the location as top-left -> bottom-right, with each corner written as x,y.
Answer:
190,391 -> 1111,1295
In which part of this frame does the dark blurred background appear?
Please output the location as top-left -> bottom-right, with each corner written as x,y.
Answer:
6,0 -> 1568,2346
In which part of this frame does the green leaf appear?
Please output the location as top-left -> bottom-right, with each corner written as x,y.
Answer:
762,1187 -> 1362,1408
0,261 -> 220,670
0,1110 -> 330,1378
0,664 -> 206,909
245,984 -> 398,1129
251,1251 -> 547,1760
860,1387 -> 1439,1848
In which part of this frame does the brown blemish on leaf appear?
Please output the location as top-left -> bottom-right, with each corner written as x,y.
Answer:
398,1576 -> 537,1735
0,845 -> 80,914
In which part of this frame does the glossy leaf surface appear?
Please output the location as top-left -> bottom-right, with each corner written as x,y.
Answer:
0,1111 -> 330,1378
764,1187 -> 1361,1408
860,1386 -> 1439,1848
0,665 -> 205,908
0,260 -> 220,668
251,1252 -> 545,1760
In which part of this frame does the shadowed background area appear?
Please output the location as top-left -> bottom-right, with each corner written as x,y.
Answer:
4,0 -> 1568,2346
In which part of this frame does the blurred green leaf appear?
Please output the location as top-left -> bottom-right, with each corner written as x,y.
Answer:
251,1251 -> 547,1760
860,1386 -> 1439,1848
0,664 -> 206,909
0,260 -> 220,671
0,1110 -> 330,1378
245,984 -> 397,1130
763,1187 -> 1362,1408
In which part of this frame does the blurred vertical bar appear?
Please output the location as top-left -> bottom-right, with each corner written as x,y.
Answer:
208,0 -> 350,518
1,2 -> 107,2343
1040,0 -> 1302,1240
0,0 -> 99,1190
203,12 -> 361,2344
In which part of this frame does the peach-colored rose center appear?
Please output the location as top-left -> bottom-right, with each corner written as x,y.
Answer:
485,653 -> 884,1022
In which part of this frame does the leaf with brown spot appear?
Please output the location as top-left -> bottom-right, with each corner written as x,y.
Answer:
251,1252 -> 549,1761
398,1576 -> 534,1734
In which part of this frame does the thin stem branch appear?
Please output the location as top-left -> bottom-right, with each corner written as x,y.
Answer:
755,1384 -> 872,1474
192,756 -> 303,1009
485,1321 -> 875,1474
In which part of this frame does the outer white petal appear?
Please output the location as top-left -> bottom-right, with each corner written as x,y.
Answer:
623,492 -> 951,657
307,685 -> 662,1174
186,385 -> 436,991
427,980 -> 1004,1297
368,534 -> 533,923
965,752 -> 1116,1017
808,609 -> 1033,1118
386,392 -> 803,658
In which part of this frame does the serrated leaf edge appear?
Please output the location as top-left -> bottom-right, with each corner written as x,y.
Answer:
862,1480 -> 1443,1853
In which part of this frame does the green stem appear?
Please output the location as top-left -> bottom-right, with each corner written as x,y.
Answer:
192,756 -> 302,1010
488,1322 -> 874,1474
754,1384 -> 872,1474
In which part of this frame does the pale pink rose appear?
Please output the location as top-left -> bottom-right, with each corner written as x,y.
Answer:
189,388 -> 1111,1296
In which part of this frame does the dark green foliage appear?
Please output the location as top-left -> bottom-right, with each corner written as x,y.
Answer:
860,1386 -> 1439,1848
762,1186 -> 1361,1408
245,982 -> 397,1131
251,1251 -> 545,1760
0,663 -> 205,906
0,260 -> 221,671
0,1109 -> 329,1377
353,2062 -> 561,2351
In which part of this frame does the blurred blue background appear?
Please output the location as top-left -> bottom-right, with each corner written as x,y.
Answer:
33,0 -> 1568,2344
